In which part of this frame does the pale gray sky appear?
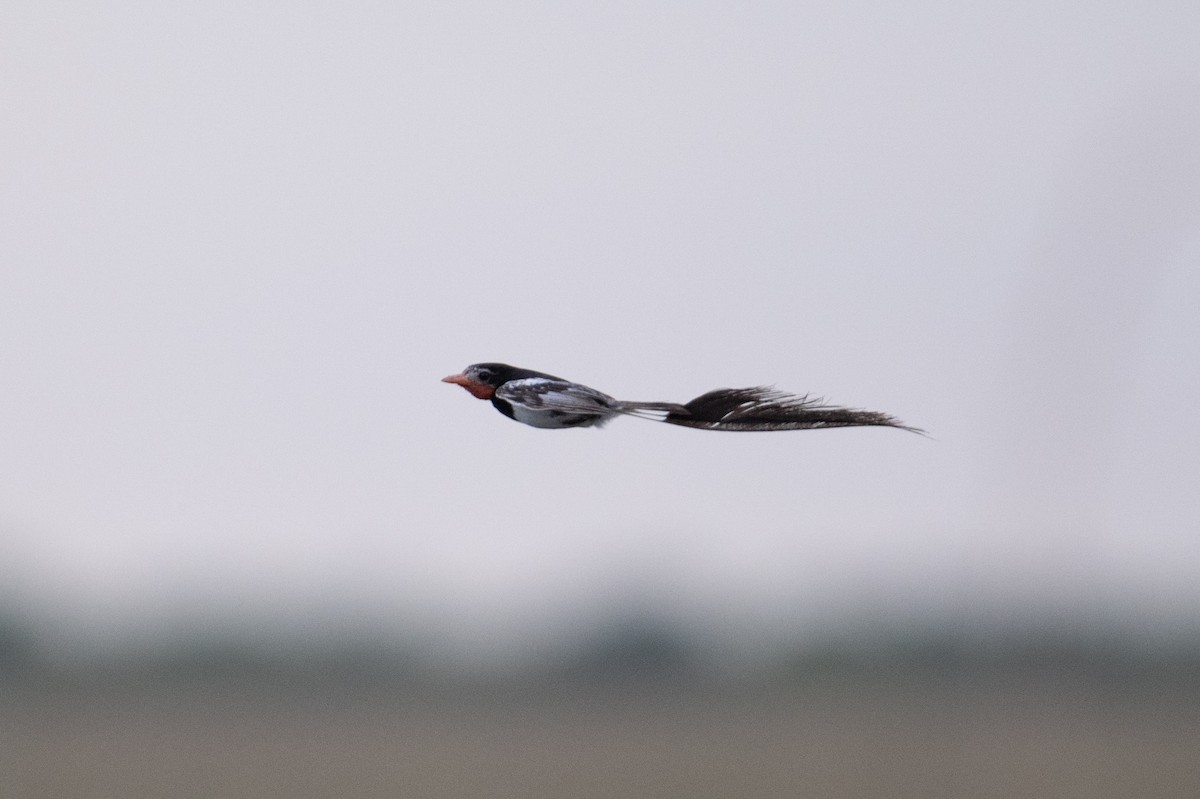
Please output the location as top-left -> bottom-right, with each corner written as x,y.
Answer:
3,2 -> 1199,660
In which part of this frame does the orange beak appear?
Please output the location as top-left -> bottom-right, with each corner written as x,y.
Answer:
442,373 -> 495,400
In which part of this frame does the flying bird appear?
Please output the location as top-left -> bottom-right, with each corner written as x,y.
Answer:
442,363 -> 922,433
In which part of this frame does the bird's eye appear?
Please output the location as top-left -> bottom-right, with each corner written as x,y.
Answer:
475,368 -> 493,382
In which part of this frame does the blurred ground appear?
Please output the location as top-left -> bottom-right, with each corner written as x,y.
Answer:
3,628 -> 1198,798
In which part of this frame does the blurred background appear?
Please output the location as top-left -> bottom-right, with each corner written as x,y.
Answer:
3,2 -> 1199,796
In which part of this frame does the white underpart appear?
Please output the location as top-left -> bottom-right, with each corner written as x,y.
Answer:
506,402 -> 610,428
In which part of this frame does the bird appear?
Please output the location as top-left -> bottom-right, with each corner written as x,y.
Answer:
442,362 -> 922,433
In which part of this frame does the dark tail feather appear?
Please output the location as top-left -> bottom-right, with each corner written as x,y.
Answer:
661,387 -> 923,433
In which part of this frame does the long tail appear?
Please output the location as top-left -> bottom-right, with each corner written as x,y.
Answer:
622,387 -> 922,433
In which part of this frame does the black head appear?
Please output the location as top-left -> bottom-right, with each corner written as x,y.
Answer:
459,362 -> 521,388
442,362 -> 565,400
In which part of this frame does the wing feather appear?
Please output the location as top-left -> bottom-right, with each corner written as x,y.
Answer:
495,378 -> 619,416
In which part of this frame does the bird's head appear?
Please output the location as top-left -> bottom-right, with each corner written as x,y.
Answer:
441,363 -> 515,400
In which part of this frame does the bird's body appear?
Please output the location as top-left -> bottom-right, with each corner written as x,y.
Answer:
442,363 -> 922,434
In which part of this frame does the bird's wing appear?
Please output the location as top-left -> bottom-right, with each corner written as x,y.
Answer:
663,387 -> 924,433
498,379 -> 922,433
495,378 -> 622,416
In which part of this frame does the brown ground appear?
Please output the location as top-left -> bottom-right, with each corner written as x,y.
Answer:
3,670 -> 1198,799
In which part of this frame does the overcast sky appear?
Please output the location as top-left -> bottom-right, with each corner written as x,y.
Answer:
3,2 -> 1199,658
